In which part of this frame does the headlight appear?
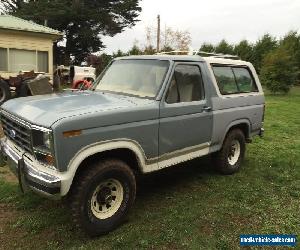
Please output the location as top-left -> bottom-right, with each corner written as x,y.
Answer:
32,127 -> 55,167
43,132 -> 51,150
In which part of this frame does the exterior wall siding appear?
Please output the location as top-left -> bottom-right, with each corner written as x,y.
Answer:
0,30 -> 55,79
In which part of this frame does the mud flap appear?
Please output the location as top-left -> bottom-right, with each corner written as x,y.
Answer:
17,159 -> 28,193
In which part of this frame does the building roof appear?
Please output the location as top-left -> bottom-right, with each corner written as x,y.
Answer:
0,15 -> 63,37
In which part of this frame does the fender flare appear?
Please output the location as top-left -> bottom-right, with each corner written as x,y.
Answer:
220,119 -> 251,146
60,139 -> 148,196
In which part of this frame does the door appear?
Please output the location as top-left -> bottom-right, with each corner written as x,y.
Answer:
159,62 -> 213,159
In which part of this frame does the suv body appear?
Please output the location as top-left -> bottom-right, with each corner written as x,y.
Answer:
0,55 -> 264,235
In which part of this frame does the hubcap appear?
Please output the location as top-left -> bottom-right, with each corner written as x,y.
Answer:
228,139 -> 241,165
91,179 -> 124,219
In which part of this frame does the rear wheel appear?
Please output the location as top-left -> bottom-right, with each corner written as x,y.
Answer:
213,129 -> 246,175
0,80 -> 11,104
69,159 -> 136,236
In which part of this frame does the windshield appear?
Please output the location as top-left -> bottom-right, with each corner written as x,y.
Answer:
95,59 -> 170,98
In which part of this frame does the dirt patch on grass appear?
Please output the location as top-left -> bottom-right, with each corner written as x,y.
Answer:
0,166 -> 17,183
0,203 -> 26,250
0,203 -> 70,250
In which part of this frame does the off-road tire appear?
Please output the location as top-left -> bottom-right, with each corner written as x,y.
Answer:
213,129 -> 246,175
0,80 -> 11,104
69,159 -> 136,236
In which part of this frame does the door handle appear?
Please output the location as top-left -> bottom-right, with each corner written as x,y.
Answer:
202,106 -> 212,112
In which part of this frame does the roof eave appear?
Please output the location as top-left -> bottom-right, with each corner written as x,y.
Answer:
0,27 -> 63,40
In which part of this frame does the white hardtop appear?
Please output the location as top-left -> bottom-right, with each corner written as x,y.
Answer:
120,53 -> 253,68
202,56 -> 253,67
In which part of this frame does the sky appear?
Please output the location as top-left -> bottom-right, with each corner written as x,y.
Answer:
101,0 -> 300,54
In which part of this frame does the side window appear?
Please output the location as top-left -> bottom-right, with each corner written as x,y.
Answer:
212,65 -> 258,95
166,65 -> 205,103
212,66 -> 238,94
232,67 -> 258,92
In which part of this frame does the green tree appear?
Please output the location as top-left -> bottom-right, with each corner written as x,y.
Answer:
4,0 -> 141,64
128,44 -> 142,55
199,43 -> 215,53
279,31 -> 300,83
95,53 -> 113,76
261,47 -> 297,93
234,40 -> 253,61
143,45 -> 156,55
215,39 -> 234,55
252,34 -> 277,73
113,49 -> 128,58
160,45 -> 174,52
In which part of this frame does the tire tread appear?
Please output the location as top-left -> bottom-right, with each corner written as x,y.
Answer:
68,158 -> 136,236
213,129 -> 246,175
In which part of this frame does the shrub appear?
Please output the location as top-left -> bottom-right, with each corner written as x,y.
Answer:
260,48 -> 298,94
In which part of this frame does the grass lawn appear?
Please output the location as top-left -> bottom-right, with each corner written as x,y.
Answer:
0,87 -> 299,250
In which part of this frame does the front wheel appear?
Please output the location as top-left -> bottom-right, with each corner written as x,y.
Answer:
213,129 -> 246,175
69,159 -> 136,236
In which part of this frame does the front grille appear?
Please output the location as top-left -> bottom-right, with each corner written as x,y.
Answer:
1,112 -> 34,154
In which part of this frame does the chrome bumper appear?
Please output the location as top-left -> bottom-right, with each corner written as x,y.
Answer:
1,138 -> 61,199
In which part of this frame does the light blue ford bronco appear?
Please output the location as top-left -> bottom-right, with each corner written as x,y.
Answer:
0,54 -> 265,236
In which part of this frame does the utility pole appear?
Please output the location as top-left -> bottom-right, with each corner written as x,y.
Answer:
157,15 -> 160,53
44,0 -> 48,26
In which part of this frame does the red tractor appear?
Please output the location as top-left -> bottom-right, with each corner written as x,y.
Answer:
55,65 -> 96,90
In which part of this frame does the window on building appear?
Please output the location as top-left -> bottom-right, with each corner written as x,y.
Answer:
0,48 -> 8,71
9,49 -> 36,72
166,64 -> 205,103
38,51 -> 49,73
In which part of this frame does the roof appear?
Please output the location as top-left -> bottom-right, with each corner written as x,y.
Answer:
117,55 -> 205,62
202,56 -> 251,66
0,15 -> 63,37
117,55 -> 251,66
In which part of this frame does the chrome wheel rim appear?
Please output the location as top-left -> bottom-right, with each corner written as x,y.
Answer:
228,140 -> 241,165
91,178 -> 124,219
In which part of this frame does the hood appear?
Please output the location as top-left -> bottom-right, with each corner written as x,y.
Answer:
1,90 -> 150,127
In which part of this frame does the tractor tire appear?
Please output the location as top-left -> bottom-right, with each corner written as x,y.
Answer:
0,80 -> 11,105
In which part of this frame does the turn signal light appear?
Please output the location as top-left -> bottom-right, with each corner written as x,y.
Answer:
45,154 -> 55,165
63,130 -> 82,138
